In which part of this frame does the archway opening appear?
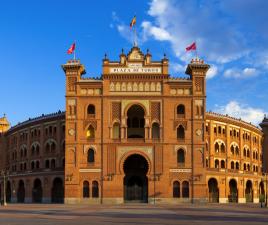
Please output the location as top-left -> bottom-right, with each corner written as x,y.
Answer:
208,178 -> 219,203
127,105 -> 145,138
17,180 -> 25,203
123,154 -> 148,203
51,177 -> 64,203
229,179 -> 238,203
6,181 -> 11,203
245,180 -> 253,203
32,178 -> 42,203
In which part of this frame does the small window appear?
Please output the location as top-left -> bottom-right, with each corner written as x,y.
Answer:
177,105 -> 185,117
86,125 -> 95,138
173,181 -> 180,198
177,149 -> 185,165
177,125 -> 185,139
231,161 -> 235,169
51,159 -> 56,169
92,181 -> 99,198
182,181 -> 189,198
87,149 -> 95,163
87,104 -> 95,115
113,123 -> 120,139
83,181 -> 90,198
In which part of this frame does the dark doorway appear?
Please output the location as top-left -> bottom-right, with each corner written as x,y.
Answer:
123,154 -> 148,203
17,180 -> 25,203
208,178 -> 219,203
245,180 -> 253,203
6,181 -> 11,203
229,179 -> 238,203
32,179 -> 42,203
51,177 -> 64,203
127,105 -> 145,138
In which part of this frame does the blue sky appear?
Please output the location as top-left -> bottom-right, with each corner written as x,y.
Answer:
1,0 -> 268,126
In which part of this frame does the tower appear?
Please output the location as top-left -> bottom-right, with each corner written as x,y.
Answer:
260,116 -> 268,173
186,58 -> 210,202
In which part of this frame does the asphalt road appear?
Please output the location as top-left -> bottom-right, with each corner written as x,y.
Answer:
0,204 -> 268,225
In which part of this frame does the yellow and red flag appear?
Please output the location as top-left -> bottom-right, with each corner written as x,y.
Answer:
130,16 -> 136,29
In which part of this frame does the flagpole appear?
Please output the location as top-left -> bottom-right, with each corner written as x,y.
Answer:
134,26 -> 137,46
195,40 -> 198,59
73,49 -> 76,60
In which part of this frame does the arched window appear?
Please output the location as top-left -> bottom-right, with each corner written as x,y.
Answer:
247,164 -> 250,171
244,163 -> 246,170
152,123 -> 160,139
86,125 -> 95,139
220,144 -> 225,153
113,123 -> 120,139
253,152 -> 255,159
31,146 -> 35,156
177,149 -> 185,166
31,161 -> 35,170
177,105 -> 185,117
51,159 -> 56,169
231,161 -> 235,169
83,181 -> 90,198
215,159 -> 219,168
231,145 -> 235,155
182,181 -> 189,198
247,150 -> 250,158
36,161 -> 40,169
45,143 -> 50,153
243,148 -> 246,157
51,142 -> 56,152
92,181 -> 99,198
215,143 -> 219,152
221,160 -> 225,169
173,181 -> 180,198
235,146 -> 239,155
36,145 -> 40,155
236,162 -> 239,170
45,159 -> 50,169
177,125 -> 185,139
87,149 -> 95,163
87,104 -> 95,115
218,126 -> 221,134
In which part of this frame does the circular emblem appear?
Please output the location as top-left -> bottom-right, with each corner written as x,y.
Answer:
196,129 -> 202,136
68,129 -> 75,136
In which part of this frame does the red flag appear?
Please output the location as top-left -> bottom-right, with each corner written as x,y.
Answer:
67,43 -> 75,54
130,16 -> 136,29
186,42 -> 196,51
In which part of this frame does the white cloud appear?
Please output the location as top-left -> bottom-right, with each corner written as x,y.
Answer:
140,0 -> 249,64
141,21 -> 173,41
224,67 -> 259,78
206,65 -> 218,79
170,62 -> 186,73
214,101 -> 266,126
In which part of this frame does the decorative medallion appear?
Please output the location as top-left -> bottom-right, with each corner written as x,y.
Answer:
196,129 -> 202,136
68,129 -> 75,136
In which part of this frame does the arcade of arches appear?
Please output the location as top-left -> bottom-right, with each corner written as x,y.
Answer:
0,177 -> 64,203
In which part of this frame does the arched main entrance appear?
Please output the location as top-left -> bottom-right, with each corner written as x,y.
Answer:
208,178 -> 219,203
123,154 -> 148,203
51,177 -> 64,203
32,178 -> 42,203
229,179 -> 238,203
17,180 -> 25,203
127,105 -> 145,138
245,180 -> 253,203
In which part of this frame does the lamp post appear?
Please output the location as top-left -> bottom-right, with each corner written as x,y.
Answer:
1,170 -> 9,206
265,173 -> 268,208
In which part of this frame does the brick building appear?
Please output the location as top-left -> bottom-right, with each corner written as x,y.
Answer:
0,46 -> 267,204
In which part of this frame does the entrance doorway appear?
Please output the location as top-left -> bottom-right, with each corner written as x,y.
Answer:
17,180 -> 25,203
51,177 -> 64,203
123,154 -> 148,203
208,178 -> 219,203
229,179 -> 238,203
245,180 -> 253,202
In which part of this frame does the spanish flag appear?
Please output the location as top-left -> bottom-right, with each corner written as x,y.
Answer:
130,16 -> 136,28
67,43 -> 76,54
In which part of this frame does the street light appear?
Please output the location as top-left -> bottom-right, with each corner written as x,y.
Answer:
1,170 -> 9,206
265,173 -> 268,208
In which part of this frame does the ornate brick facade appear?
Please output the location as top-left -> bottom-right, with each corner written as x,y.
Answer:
0,46 -> 266,204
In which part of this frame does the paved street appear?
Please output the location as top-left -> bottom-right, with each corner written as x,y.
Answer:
0,204 -> 268,225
